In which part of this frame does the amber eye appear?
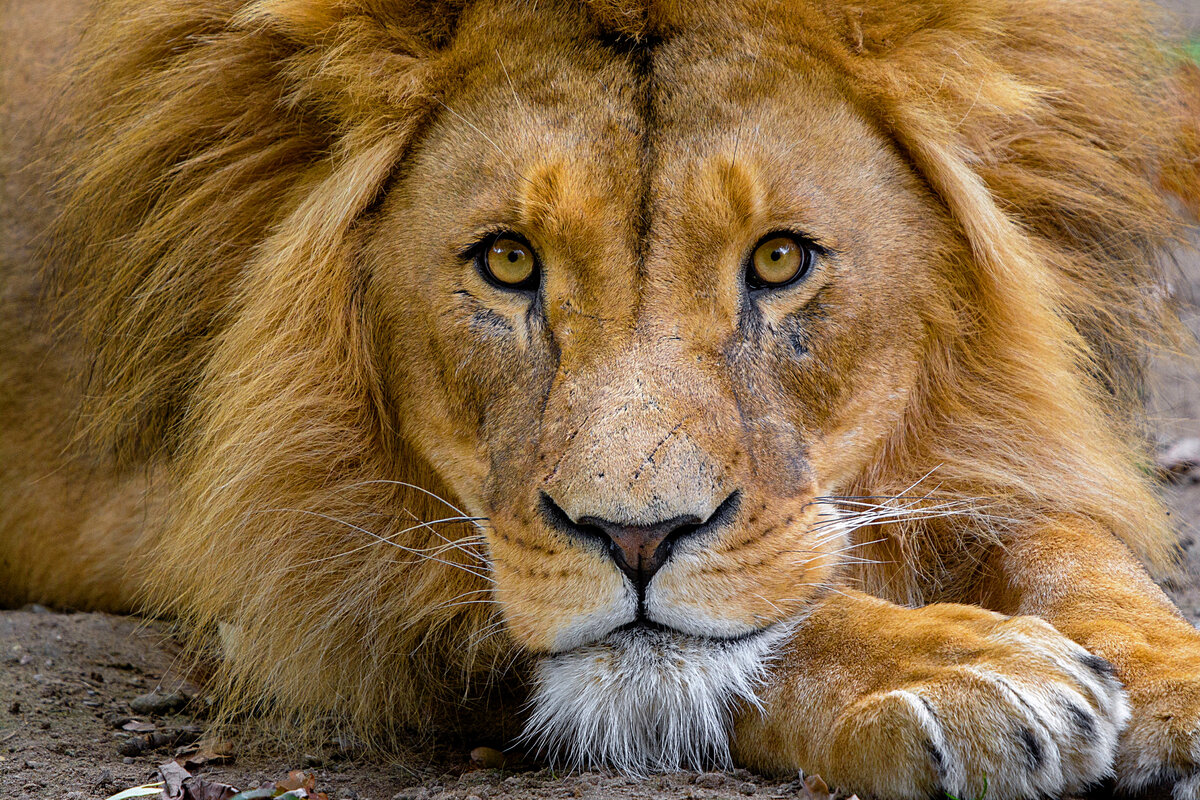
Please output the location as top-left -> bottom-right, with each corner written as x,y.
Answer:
481,235 -> 538,290
747,233 -> 814,289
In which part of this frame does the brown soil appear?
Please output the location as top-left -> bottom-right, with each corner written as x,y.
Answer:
0,606 -> 843,800
2,1 -> 1199,799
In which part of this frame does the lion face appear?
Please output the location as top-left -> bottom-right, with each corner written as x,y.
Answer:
363,0 -> 947,658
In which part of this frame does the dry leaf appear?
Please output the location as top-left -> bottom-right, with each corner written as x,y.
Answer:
275,771 -> 317,793
177,740 -> 236,769
180,779 -> 238,800
155,760 -> 331,800
795,773 -> 835,800
159,761 -> 191,800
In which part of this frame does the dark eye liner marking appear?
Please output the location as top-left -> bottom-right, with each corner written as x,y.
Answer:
744,230 -> 828,292
463,230 -> 541,293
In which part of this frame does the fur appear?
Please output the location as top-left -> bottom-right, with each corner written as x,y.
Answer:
3,0 -> 1200,795
523,625 -> 790,775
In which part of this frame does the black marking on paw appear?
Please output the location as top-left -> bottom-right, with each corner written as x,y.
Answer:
1018,727 -> 1045,772
993,673 -> 1038,719
916,695 -> 949,782
1079,654 -> 1116,679
1067,701 -> 1096,736
1130,765 -> 1189,794
925,739 -> 949,781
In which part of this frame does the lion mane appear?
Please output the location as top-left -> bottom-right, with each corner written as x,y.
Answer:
37,0 -> 1195,747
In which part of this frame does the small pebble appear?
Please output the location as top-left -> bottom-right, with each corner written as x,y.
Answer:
334,734 -> 365,760
469,746 -> 507,769
93,768 -> 114,790
106,713 -> 133,730
391,789 -> 430,800
129,690 -> 188,715
121,720 -> 156,733
738,781 -> 758,795
695,772 -> 726,789
117,738 -> 144,757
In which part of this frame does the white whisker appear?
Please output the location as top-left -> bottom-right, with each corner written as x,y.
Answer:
254,508 -> 495,583
340,478 -> 477,520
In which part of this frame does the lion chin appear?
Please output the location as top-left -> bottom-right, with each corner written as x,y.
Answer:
523,623 -> 791,776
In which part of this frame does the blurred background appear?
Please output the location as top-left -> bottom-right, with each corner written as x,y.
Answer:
1148,0 -> 1200,621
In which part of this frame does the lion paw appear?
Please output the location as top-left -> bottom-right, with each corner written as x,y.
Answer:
1115,637 -> 1200,800
828,616 -> 1129,800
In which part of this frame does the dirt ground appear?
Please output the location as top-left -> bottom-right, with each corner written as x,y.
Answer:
1,608 -> 847,800
3,2 -> 1200,800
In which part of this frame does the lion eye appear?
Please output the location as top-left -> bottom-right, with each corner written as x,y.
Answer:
747,234 -> 814,289
482,235 -> 538,290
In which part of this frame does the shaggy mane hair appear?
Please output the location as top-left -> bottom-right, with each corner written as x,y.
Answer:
46,0 -> 1196,741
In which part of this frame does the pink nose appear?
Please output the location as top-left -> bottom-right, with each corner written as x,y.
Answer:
576,513 -> 700,587
540,492 -> 740,591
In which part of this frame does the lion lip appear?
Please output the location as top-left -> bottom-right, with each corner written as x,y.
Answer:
610,617 -> 772,647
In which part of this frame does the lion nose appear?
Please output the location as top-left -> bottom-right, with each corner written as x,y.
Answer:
540,492 -> 740,591
577,514 -> 699,588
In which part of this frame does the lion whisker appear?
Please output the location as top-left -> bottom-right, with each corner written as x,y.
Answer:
789,536 -> 888,558
341,479 -> 479,521
255,508 -> 495,583
830,556 -> 888,567
776,583 -> 859,601
436,599 -> 502,611
494,48 -> 530,116
752,593 -> 783,613
464,617 -> 511,651
399,508 -> 491,564
810,500 -> 991,537
791,537 -> 890,570
252,516 -> 487,573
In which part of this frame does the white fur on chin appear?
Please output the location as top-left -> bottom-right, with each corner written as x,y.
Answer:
521,624 -> 789,776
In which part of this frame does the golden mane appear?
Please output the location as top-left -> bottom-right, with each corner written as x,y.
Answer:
46,0 -> 1195,740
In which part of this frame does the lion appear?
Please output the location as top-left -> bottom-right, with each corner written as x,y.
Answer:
2,0 -> 1200,797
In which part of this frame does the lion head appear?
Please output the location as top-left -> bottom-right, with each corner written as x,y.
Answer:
50,0 -> 1189,772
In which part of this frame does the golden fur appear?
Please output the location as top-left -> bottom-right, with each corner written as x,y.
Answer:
3,0 -> 1200,796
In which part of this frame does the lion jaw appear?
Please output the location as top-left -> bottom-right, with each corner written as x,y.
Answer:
522,623 -> 791,775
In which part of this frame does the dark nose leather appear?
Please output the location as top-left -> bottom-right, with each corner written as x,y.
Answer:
575,513 -> 701,588
540,492 -> 740,592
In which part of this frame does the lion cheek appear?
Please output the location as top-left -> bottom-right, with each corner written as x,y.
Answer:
490,546 -> 634,653
648,557 -> 825,637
